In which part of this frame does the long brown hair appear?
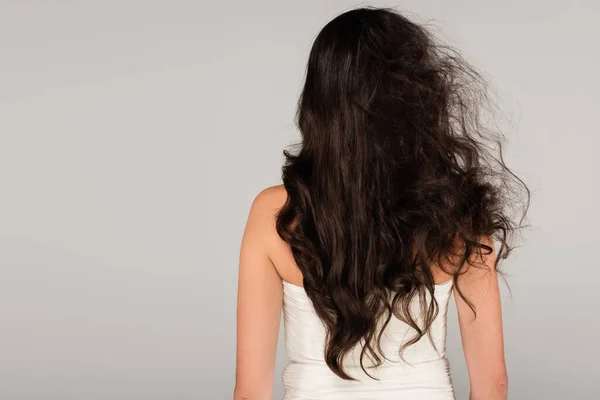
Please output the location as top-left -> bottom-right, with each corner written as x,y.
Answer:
275,7 -> 529,380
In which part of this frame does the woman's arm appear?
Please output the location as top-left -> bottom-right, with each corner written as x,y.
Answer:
454,235 -> 509,400
234,189 -> 283,400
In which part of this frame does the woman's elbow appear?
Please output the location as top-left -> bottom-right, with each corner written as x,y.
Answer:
471,375 -> 509,400
233,384 -> 272,400
496,375 -> 509,396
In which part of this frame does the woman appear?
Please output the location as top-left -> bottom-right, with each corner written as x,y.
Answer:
235,7 -> 529,400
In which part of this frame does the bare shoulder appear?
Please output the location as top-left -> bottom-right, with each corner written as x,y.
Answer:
252,184 -> 287,209
245,184 -> 288,248
247,184 -> 302,283
249,184 -> 288,222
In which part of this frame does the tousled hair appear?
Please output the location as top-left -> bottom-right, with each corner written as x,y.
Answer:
275,7 -> 529,380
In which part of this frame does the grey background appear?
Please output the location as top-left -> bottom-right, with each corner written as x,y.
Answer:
0,0 -> 598,399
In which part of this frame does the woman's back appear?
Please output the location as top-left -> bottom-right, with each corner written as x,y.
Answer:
282,279 -> 455,399
255,182 -> 457,398
234,7 -> 527,400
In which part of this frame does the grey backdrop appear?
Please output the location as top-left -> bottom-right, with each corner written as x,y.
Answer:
1,1 -> 599,399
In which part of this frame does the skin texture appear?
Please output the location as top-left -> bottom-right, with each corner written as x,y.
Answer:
234,185 -> 508,400
453,235 -> 509,399
234,187 -> 284,400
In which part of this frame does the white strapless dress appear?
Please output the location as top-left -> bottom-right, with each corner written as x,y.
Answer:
282,280 -> 456,400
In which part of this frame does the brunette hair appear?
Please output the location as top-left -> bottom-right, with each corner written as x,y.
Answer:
275,7 -> 529,380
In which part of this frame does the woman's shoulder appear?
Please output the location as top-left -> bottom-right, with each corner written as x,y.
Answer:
245,184 -> 289,244
249,184 -> 303,284
250,184 -> 288,217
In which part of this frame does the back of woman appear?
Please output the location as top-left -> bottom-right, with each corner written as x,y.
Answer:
234,7 -> 529,400
282,276 -> 454,399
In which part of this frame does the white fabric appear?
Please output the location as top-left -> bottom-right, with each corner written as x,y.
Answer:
282,279 -> 456,399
